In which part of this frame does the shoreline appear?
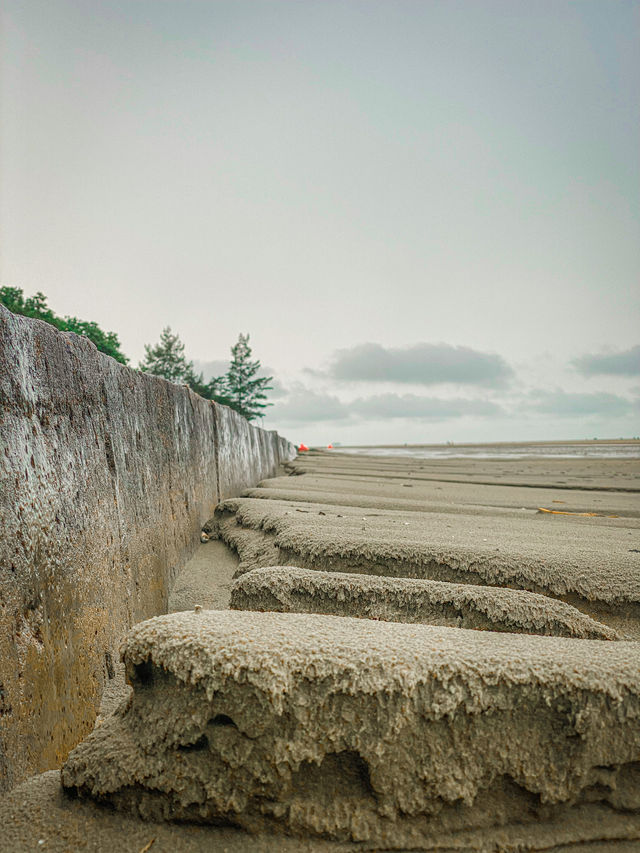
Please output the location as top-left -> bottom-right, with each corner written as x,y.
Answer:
339,438 -> 640,449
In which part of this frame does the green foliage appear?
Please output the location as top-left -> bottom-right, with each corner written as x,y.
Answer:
218,333 -> 273,421
139,328 -> 272,420
0,286 -> 129,364
2,290 -> 273,421
138,326 -> 228,404
139,327 -> 192,384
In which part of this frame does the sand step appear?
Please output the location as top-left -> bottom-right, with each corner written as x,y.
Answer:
285,452 -> 640,493
209,497 -> 640,639
230,566 -> 619,640
248,478 -> 640,518
62,610 -> 640,848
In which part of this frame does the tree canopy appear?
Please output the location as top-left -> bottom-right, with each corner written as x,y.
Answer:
0,286 -> 129,364
218,333 -> 272,421
138,326 -> 222,398
139,326 -> 193,384
2,287 -> 274,422
139,328 -> 272,420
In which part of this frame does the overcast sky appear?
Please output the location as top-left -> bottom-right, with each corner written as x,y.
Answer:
2,0 -> 638,445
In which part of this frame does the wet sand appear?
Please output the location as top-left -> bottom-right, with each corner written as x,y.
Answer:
168,540 -> 240,613
3,449 -> 639,851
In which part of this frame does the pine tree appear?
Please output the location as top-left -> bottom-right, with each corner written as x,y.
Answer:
139,327 -> 200,385
221,333 -> 272,421
138,328 -> 272,419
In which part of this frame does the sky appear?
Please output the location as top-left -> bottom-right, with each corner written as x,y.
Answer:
1,0 -> 639,445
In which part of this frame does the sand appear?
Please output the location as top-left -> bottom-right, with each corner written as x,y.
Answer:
61,611 -> 640,848
3,448 -> 639,852
168,540 -> 240,613
230,565 -> 619,638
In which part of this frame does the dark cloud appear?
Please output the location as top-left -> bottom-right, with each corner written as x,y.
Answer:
526,390 -> 637,417
351,393 -> 503,420
329,343 -> 513,386
573,346 -> 640,377
268,387 -> 350,424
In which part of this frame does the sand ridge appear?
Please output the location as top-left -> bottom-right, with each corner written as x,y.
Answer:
61,610 -> 640,847
230,565 -> 620,638
4,448 -> 640,850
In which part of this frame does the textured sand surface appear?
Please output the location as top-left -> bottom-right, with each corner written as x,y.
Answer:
5,771 -> 640,853
169,539 -> 240,612
205,451 -> 640,640
249,474 -> 640,517
211,494 -> 640,637
230,565 -> 619,638
62,610 -> 640,848
287,453 -> 640,491
5,448 -> 640,851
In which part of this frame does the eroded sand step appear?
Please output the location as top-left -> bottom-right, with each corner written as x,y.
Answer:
61,610 -> 640,849
230,566 -> 619,640
286,452 -> 640,492
247,484 -> 640,523
251,473 -> 640,518
208,497 -> 640,638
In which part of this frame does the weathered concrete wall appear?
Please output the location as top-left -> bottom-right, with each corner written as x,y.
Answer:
0,305 -> 295,791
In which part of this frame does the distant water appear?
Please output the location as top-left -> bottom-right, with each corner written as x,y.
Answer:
335,442 -> 640,460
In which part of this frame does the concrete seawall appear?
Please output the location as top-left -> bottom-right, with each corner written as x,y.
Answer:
0,305 -> 295,791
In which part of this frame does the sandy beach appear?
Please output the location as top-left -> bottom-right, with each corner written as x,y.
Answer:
3,447 -> 639,852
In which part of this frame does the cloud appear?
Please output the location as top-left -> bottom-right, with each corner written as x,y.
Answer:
573,346 -> 640,377
268,387 -> 351,423
192,359 -> 229,381
268,384 -> 505,425
264,376 -> 289,400
328,342 -> 513,386
351,393 -> 503,420
525,390 -> 637,417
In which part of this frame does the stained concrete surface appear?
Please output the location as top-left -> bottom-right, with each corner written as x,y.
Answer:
0,305 -> 294,791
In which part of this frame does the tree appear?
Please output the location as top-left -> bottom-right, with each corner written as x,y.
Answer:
220,333 -> 272,421
139,326 -> 194,384
138,326 -> 232,403
139,328 -> 272,420
0,286 -> 129,364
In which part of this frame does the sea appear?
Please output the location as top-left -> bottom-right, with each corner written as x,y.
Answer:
334,441 -> 640,460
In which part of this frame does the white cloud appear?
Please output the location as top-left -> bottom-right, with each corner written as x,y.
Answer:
524,389 -> 638,417
269,386 -> 351,424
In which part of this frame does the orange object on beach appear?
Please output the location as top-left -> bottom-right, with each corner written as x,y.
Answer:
537,507 -> 618,518
298,443 -> 309,452
327,444 -> 333,449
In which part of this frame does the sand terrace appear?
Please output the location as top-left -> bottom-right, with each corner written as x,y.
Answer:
3,449 -> 640,851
